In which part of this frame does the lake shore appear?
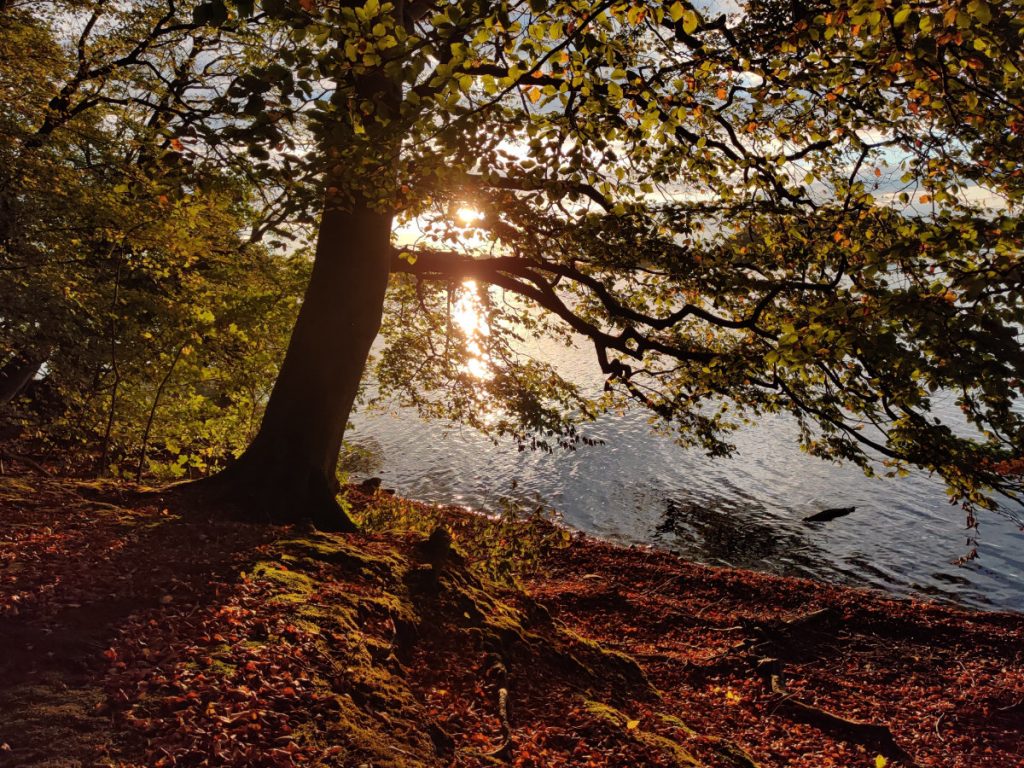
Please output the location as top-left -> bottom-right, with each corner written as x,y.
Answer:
1,475 -> 1021,767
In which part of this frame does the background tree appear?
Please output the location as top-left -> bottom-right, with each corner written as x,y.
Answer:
0,2 -> 306,476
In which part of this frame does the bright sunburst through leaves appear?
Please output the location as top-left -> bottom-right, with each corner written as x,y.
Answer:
454,206 -> 485,227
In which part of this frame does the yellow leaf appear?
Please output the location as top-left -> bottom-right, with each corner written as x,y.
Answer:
626,719 -> 640,730
682,9 -> 699,34
875,756 -> 888,768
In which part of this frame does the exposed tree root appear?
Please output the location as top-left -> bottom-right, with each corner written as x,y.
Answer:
157,460 -> 358,532
407,527 -> 652,690
760,657 -> 916,765
672,607 -> 839,683
663,607 -> 916,764
584,700 -> 702,766
395,525 -> 685,763
485,684 -> 512,760
731,609 -> 917,763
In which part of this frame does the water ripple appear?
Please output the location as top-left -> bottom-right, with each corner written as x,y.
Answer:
351,343 -> 1024,611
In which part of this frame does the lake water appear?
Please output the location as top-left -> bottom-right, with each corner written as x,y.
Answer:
350,339 -> 1024,612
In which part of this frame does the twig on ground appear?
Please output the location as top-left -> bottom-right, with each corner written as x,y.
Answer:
0,449 -> 50,476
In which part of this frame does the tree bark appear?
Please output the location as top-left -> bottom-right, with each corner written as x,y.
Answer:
187,27 -> 401,530
198,201 -> 393,530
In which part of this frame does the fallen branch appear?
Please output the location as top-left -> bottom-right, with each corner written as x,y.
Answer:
485,656 -> 513,760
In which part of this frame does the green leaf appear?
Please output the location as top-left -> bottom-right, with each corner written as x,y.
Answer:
968,0 -> 991,23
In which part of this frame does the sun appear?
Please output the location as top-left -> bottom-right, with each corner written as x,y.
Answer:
454,206 -> 484,226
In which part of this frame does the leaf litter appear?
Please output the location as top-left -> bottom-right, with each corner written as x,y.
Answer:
1,476 -> 1022,768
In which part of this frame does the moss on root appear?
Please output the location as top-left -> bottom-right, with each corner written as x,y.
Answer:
584,700 -> 702,766
244,524 -> 678,767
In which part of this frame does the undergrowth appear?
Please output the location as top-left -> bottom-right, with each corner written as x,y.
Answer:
350,489 -> 572,585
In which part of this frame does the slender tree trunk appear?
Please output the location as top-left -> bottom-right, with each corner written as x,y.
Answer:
136,341 -> 186,481
96,256 -> 123,475
200,201 -> 393,529
192,30 -> 401,529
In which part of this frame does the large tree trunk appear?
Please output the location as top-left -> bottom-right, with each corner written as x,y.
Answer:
200,202 -> 392,530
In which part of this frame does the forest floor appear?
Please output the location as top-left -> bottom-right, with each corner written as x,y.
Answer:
0,473 -> 1022,768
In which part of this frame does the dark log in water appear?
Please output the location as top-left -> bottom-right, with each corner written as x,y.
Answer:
803,506 -> 857,523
